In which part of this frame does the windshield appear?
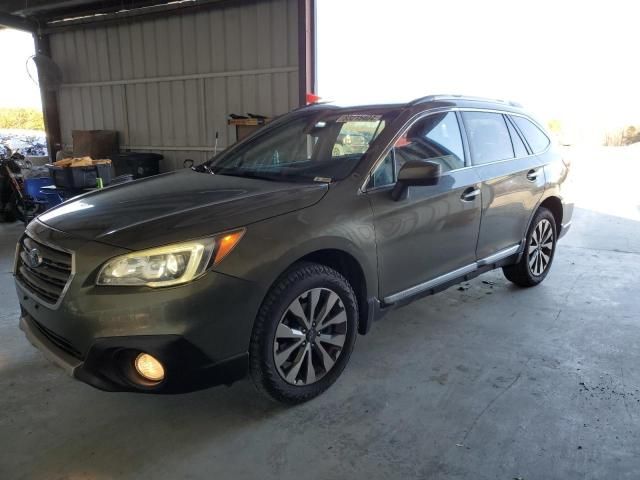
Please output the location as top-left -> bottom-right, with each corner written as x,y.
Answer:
202,110 -> 396,182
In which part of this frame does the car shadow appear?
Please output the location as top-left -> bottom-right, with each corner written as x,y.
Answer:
3,358 -> 288,479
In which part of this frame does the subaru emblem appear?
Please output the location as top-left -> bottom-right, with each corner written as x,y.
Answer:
28,248 -> 43,268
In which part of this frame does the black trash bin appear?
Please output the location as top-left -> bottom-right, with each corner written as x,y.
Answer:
48,162 -> 113,188
110,153 -> 163,179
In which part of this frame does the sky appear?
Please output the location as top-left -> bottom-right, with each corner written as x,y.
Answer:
0,29 -> 41,108
1,0 -> 638,138
317,0 -> 640,136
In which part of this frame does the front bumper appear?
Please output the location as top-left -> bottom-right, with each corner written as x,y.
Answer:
16,222 -> 262,393
20,313 -> 82,376
20,311 -> 249,393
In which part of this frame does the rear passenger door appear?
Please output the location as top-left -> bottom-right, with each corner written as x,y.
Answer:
461,111 -> 545,261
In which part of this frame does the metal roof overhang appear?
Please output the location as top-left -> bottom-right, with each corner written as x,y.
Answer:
0,0 -> 317,161
0,0 -> 239,32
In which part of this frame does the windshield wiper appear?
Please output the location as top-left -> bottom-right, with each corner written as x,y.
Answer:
216,170 -> 282,181
192,163 -> 214,174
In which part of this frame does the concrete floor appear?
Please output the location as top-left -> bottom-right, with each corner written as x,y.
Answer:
1,147 -> 639,479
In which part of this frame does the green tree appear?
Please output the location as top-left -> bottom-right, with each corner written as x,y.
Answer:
0,108 -> 45,131
623,126 -> 640,145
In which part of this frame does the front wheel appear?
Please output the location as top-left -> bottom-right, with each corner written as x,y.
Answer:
249,262 -> 358,404
503,207 -> 557,287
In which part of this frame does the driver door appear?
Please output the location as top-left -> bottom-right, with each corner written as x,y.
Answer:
366,111 -> 482,302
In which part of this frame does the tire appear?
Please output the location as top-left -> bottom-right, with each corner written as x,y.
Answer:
249,262 -> 358,404
503,207 -> 557,287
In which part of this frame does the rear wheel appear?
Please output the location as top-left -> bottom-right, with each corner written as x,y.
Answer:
503,207 -> 557,287
249,262 -> 358,404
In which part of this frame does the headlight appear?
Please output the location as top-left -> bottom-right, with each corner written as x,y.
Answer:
96,229 -> 245,287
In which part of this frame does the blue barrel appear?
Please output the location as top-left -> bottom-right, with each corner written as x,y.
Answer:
24,177 -> 53,201
41,189 -> 64,209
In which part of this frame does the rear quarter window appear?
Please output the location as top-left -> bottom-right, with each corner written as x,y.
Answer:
511,116 -> 550,154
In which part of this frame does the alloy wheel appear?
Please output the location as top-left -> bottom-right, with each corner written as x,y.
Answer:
273,288 -> 348,386
528,218 -> 554,276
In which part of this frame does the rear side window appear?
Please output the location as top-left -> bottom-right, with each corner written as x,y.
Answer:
462,112 -> 514,165
511,116 -> 550,154
505,117 -> 528,157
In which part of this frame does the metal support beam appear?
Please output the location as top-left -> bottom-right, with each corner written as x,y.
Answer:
39,0 -> 235,33
59,66 -> 299,88
297,0 -> 317,106
0,12 -> 37,32
32,33 -> 62,162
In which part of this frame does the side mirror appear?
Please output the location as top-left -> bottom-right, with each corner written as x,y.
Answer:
391,160 -> 441,201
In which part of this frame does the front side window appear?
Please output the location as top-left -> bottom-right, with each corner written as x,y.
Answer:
370,111 -> 465,187
511,115 -> 550,154
462,111 -> 514,165
203,111 -> 394,182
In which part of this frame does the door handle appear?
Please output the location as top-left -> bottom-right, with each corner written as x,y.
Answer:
461,187 -> 480,202
526,168 -> 541,181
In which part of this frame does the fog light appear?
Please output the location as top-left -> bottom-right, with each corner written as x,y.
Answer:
134,353 -> 165,382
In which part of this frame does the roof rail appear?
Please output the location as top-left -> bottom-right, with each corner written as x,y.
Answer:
289,101 -> 339,113
409,94 -> 523,108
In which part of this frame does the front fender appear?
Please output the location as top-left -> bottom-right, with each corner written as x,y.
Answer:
212,190 -> 379,318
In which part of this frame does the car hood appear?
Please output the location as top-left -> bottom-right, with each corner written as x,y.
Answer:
38,169 -> 328,250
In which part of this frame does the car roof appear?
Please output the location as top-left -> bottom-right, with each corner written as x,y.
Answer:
410,95 -> 528,115
299,95 -> 528,116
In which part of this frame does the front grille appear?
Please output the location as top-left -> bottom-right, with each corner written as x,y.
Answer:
15,234 -> 72,305
31,317 -> 83,360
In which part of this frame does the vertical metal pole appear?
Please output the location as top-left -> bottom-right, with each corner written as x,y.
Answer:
122,85 -> 131,148
199,77 -> 207,148
32,32 -> 63,162
297,0 -> 317,106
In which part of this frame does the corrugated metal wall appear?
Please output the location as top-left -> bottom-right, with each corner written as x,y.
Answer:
49,0 -> 300,171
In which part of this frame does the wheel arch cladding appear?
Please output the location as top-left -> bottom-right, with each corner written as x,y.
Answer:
294,249 -> 369,335
539,196 -> 563,234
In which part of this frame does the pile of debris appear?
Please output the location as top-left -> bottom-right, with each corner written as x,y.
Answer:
0,130 -> 47,158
